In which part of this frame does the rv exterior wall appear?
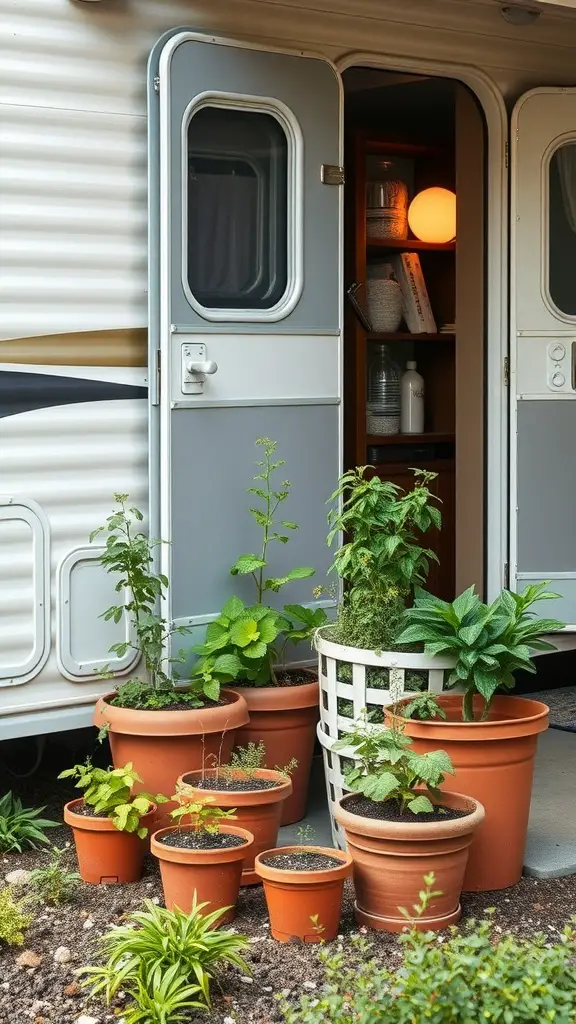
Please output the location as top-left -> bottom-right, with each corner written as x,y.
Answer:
2,0 -> 576,734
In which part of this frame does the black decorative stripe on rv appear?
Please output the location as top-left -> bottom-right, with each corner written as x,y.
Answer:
0,371 -> 148,419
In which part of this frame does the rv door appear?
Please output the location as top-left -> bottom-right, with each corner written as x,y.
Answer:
511,88 -> 576,631
148,32 -> 341,653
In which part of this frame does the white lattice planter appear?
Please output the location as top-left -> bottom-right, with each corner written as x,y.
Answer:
315,629 -> 457,849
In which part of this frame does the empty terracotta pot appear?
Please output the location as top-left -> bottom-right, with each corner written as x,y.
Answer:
335,791 -> 484,932
229,675 -> 319,825
151,824 -> 253,923
254,845 -> 352,942
93,689 -> 249,829
389,694 -> 549,891
64,798 -> 154,884
177,768 -> 292,885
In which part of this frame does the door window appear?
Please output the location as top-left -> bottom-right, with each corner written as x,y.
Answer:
548,142 -> 576,317
186,104 -> 291,315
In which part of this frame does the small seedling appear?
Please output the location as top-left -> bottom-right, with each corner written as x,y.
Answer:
170,790 -> 236,835
400,693 -> 446,722
295,824 -> 316,853
0,792 -> 58,853
221,742 -> 298,781
310,914 -> 326,941
28,846 -> 81,906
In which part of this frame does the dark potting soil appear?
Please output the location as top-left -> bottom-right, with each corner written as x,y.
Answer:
260,851 -> 343,872
189,776 -> 281,792
108,695 -> 226,712
344,794 -> 471,823
236,669 -> 314,689
71,802 -> 110,819
156,830 -> 247,851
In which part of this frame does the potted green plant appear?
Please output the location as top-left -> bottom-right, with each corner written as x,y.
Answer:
91,494 -> 249,825
254,824 -> 352,943
389,581 -> 564,891
60,760 -> 166,884
190,439 -> 327,825
150,794 -> 253,922
314,467 -> 451,844
176,742 -> 295,885
333,713 -> 484,932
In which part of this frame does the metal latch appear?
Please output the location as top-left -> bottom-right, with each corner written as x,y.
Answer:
181,342 -> 218,395
321,164 -> 345,186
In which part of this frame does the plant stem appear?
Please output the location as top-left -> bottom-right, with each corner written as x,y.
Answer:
462,689 -> 475,723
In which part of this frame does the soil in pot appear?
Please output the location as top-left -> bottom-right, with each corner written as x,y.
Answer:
94,688 -> 249,830
390,694 -> 549,892
177,769 -> 292,885
229,672 -> 319,826
151,823 -> 253,922
64,798 -> 153,885
344,794 -> 471,823
255,845 -> 352,943
335,790 -> 485,933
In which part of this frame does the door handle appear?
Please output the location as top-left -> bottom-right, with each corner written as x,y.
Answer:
186,360 -> 218,375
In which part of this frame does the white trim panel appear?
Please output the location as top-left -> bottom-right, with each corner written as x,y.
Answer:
0,496 -> 50,685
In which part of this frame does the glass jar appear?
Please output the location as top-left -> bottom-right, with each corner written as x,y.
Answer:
366,161 -> 408,241
366,343 -> 401,435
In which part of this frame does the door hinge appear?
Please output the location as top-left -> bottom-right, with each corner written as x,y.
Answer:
505,141 -> 509,169
153,74 -> 160,93
321,164 -> 345,186
503,562 -> 509,589
504,356 -> 509,386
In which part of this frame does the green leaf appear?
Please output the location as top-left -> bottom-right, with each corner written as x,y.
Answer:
407,794 -> 435,814
212,653 -> 243,678
203,678 -> 220,702
242,640 -> 267,659
230,618 -> 259,647
230,554 -> 266,576
221,596 -> 245,620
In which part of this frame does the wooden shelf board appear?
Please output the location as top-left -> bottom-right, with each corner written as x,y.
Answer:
367,237 -> 455,253
365,140 -> 442,158
367,332 -> 455,342
366,432 -> 455,446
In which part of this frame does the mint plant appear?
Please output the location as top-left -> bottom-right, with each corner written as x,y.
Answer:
191,439 -> 327,694
326,467 -> 441,651
59,760 -> 166,838
397,581 -> 564,722
334,712 -> 453,814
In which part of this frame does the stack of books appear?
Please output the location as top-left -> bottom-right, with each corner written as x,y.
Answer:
391,252 -> 437,334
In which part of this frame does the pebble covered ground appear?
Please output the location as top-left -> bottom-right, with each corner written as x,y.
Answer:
2,736 -> 576,1024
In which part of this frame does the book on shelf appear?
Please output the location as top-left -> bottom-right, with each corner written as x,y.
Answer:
391,252 -> 437,334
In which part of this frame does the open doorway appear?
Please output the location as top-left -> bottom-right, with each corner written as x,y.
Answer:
342,68 -> 487,601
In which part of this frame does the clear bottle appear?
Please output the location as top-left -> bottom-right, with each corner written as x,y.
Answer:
366,344 -> 401,435
400,360 -> 425,434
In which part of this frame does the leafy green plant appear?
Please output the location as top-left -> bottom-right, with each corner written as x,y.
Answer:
401,692 -> 447,722
0,792 -> 58,853
59,760 -> 166,837
80,896 -> 249,1012
326,467 -> 441,651
0,886 -> 33,945
397,581 -> 564,722
279,875 -> 576,1024
119,962 -> 206,1024
170,791 -> 236,835
28,846 -> 81,905
333,712 -> 453,814
91,494 -> 192,705
191,439 -> 327,694
220,741 -> 297,781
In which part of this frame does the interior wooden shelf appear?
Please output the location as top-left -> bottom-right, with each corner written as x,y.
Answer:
367,237 -> 455,253
367,432 -> 455,446
367,332 -> 455,342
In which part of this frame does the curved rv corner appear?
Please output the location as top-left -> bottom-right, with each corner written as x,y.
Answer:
2,0 -> 576,739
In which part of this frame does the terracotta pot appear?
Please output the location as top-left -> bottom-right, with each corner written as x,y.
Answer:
93,689 -> 249,829
335,790 -> 484,932
389,694 -> 549,892
177,768 -> 292,885
151,823 -> 253,922
254,845 -> 352,942
64,798 -> 154,884
229,675 -> 319,825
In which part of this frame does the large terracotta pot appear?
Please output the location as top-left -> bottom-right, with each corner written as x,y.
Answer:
229,675 -> 319,825
64,798 -> 154,884
335,791 -> 484,932
93,689 -> 249,828
389,694 -> 549,892
151,823 -> 253,923
254,845 -> 352,942
177,768 -> 292,885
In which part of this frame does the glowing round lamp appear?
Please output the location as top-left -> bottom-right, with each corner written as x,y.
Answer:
407,187 -> 456,243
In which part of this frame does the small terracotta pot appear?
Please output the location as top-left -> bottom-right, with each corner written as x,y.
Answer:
151,824 -> 253,922
254,845 -> 352,942
177,768 -> 292,885
335,791 -> 484,933
229,674 -> 319,825
93,689 -> 249,829
388,694 -> 549,891
64,798 -> 154,884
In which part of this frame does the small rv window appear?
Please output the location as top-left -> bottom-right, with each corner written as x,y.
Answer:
186,105 -> 289,313
548,143 -> 576,317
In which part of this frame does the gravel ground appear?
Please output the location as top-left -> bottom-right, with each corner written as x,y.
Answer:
2,735 -> 576,1024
